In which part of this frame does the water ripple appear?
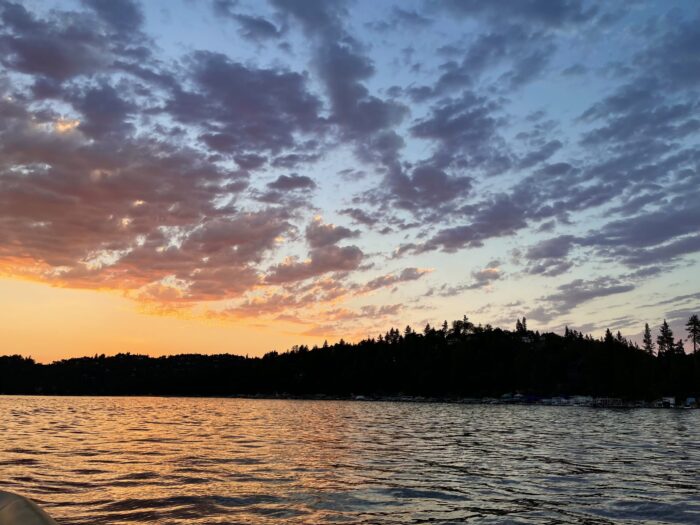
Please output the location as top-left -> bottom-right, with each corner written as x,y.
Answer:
0,397 -> 698,524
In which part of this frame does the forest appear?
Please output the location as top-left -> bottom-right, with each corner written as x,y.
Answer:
1,315 -> 699,400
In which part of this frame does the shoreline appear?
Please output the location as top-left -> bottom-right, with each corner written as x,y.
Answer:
2,392 -> 696,408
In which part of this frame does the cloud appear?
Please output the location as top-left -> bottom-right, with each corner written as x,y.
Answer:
0,92 -> 291,302
410,91 -> 509,173
305,217 -> 357,248
0,2 -> 112,80
268,174 -> 316,191
265,245 -> 363,284
363,267 -> 431,292
528,277 -> 635,322
233,14 -> 282,41
437,0 -> 598,28
339,208 -> 378,227
367,7 -> 432,32
420,193 -> 527,253
426,260 -> 502,296
517,139 -> 562,169
524,235 -> 576,276
467,260 -> 503,289
169,50 -> 323,154
1,0 -> 699,337
83,0 -> 144,34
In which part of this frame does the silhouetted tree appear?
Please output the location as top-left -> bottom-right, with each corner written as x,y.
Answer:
686,314 -> 700,353
643,323 -> 654,355
673,339 -> 686,355
657,320 -> 675,355
1,316 -> 698,400
604,328 -> 614,345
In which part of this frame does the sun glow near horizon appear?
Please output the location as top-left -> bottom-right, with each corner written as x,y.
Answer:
0,278 -> 318,363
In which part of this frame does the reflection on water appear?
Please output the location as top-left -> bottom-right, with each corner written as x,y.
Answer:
0,396 -> 698,524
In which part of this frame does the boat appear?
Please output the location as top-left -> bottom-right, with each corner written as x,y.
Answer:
0,491 -> 57,525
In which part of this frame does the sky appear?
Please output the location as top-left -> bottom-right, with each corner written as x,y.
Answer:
0,0 -> 698,362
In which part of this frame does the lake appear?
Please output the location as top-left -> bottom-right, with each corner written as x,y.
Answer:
1,396 -> 698,524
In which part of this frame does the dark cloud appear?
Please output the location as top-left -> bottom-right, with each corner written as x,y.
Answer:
316,41 -> 406,136
169,51 -> 323,154
466,260 -> 502,289
410,91 -> 509,174
363,267 -> 430,292
421,193 -> 527,252
83,0 -> 144,34
72,83 -> 135,139
268,174 -> 316,191
423,25 -> 556,98
0,89 -> 291,302
524,235 -> 576,276
638,13 -> 700,90
528,277 -> 635,322
437,0 -> 598,28
265,245 -> 364,284
367,7 -> 432,32
305,217 -> 357,248
213,2 -> 285,43
339,208 -> 378,227
0,2 -> 109,80
427,260 -> 502,296
234,14 -> 282,40
589,204 -> 700,249
0,0 -> 153,84
272,152 -> 322,169
387,164 -> 472,211
562,63 -> 587,76
272,0 -> 408,181
392,7 -> 432,27
517,139 -> 562,169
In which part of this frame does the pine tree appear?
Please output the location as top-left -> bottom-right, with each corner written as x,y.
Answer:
604,328 -> 614,344
674,338 -> 685,355
643,323 -> 654,355
686,314 -> 700,353
657,320 -> 674,355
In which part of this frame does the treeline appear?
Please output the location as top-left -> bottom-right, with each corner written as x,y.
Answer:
1,315 -> 699,399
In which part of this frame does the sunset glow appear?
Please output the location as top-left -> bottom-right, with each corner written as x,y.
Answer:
0,0 -> 698,361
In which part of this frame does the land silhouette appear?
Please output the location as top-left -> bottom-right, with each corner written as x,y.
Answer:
1,315 -> 699,400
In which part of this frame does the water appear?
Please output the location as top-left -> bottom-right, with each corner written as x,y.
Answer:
0,397 -> 698,524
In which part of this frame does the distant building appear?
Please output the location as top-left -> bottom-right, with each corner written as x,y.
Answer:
570,395 -> 593,406
661,396 -> 676,408
593,397 -> 624,408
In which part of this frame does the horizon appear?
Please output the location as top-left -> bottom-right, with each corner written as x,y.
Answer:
5,310 -> 696,365
1,0 -> 699,362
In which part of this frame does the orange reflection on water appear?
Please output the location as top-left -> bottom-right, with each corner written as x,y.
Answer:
2,396 -> 698,524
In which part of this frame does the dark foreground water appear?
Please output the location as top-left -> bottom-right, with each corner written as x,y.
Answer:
0,397 -> 698,524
